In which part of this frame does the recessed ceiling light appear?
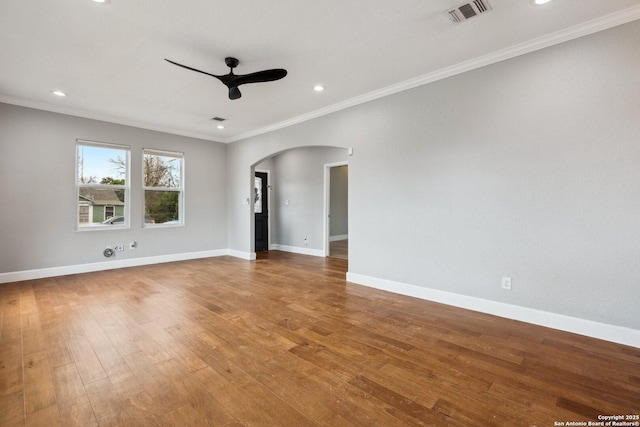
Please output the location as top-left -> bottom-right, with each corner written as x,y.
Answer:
534,0 -> 551,4
93,0 -> 111,3
313,84 -> 325,92
51,90 -> 67,97
216,125 -> 225,130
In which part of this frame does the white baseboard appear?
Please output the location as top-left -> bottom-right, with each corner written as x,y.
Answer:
346,272 -> 640,349
329,234 -> 348,242
227,249 -> 256,260
0,249 -> 245,284
271,244 -> 325,257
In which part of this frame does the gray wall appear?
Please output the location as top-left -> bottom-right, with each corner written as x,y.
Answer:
227,20 -> 640,330
256,147 -> 348,251
0,103 -> 227,272
330,165 -> 348,238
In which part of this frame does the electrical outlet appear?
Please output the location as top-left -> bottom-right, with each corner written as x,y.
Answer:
501,277 -> 512,290
304,235 -> 308,246
115,244 -> 124,252
129,241 -> 137,250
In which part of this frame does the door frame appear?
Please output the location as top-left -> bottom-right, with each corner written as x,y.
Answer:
323,161 -> 348,257
255,169 -> 271,251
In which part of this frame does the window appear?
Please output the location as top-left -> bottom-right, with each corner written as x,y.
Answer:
79,206 -> 90,224
143,149 -> 183,226
104,206 -> 115,219
76,140 -> 130,229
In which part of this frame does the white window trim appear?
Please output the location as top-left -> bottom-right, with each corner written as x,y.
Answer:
76,139 -> 131,231
142,148 -> 184,227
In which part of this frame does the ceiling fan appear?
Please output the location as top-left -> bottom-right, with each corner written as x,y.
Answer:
164,57 -> 287,100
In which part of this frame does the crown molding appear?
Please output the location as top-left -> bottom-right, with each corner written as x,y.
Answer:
0,94 -> 224,143
2,4 -> 639,144
228,4 -> 640,143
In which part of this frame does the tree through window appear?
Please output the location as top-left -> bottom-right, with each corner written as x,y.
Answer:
143,149 -> 183,225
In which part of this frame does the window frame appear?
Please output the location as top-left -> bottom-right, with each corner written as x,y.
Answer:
76,139 -> 131,231
142,148 -> 184,227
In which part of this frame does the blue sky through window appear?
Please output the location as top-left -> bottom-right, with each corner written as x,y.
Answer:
78,144 -> 126,183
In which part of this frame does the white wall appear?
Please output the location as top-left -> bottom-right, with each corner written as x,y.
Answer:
227,20 -> 640,334
0,104 -> 227,275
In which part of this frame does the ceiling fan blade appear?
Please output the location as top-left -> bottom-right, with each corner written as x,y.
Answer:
164,58 -> 222,79
233,69 -> 288,86
165,57 -> 287,100
228,87 -> 241,100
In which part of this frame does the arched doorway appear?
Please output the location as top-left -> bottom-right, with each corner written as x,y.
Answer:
251,146 -> 348,258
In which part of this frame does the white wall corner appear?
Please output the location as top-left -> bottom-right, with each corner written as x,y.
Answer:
346,272 -> 640,349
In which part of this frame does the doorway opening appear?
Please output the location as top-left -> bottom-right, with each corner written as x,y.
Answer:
324,162 -> 348,260
254,170 -> 269,252
251,147 -> 348,260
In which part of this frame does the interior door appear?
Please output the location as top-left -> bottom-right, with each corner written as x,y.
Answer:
254,171 -> 269,251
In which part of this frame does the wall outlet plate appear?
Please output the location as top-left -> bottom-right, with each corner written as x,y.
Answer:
501,277 -> 512,290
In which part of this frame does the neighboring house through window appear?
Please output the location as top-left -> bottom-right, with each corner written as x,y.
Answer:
77,140 -> 130,229
143,148 -> 183,226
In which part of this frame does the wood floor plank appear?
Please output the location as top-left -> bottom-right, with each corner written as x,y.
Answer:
0,251 -> 638,426
51,364 -> 98,426
122,351 -> 189,413
0,391 -> 24,426
164,404 -> 209,427
25,403 -> 62,427
84,377 -> 123,423
349,374 -> 460,425
0,344 -> 23,397
98,391 -> 172,427
104,359 -> 145,399
162,340 -> 208,373
66,333 -> 108,386
196,365 -> 318,426
23,350 -> 56,415
154,357 -> 239,425
41,325 -> 74,369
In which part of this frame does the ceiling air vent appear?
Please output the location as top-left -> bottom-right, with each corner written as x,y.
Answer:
448,0 -> 492,23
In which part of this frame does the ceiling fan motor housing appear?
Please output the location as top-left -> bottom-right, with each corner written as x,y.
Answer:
225,57 -> 239,69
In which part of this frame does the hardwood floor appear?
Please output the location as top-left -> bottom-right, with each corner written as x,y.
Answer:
1,251 -> 638,426
329,239 -> 348,260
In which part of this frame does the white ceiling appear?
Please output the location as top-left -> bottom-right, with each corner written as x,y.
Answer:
1,0 -> 640,143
